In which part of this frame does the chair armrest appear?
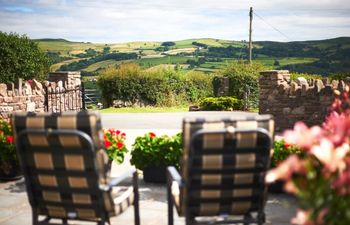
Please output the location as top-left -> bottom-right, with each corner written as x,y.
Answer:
167,166 -> 183,186
100,167 -> 137,191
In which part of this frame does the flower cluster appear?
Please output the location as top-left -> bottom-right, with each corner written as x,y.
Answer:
266,87 -> 350,225
271,139 -> 303,168
0,119 -> 16,162
103,128 -> 127,164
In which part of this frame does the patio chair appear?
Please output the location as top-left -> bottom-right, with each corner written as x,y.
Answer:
12,111 -> 140,225
167,115 -> 274,225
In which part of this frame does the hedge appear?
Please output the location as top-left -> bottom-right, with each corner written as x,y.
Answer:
97,63 -> 213,107
199,97 -> 243,111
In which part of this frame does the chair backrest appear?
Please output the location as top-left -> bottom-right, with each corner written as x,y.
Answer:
12,111 -> 116,221
181,115 -> 274,217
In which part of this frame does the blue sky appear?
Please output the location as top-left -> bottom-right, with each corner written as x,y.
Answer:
0,0 -> 349,43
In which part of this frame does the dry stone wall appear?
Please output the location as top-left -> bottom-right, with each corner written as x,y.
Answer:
259,70 -> 347,132
0,72 -> 82,120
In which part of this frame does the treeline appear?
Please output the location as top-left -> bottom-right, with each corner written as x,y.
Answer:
46,51 -> 73,64
97,63 -> 213,107
59,52 -> 138,71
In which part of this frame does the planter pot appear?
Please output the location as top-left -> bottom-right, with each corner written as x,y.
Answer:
268,180 -> 285,193
143,165 -> 167,183
0,160 -> 22,181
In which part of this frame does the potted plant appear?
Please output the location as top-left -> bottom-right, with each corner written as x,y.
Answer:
0,119 -> 21,180
103,128 -> 128,167
130,132 -> 182,183
269,139 -> 303,193
266,88 -> 350,225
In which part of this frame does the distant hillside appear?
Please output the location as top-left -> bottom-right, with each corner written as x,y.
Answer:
35,37 -> 350,76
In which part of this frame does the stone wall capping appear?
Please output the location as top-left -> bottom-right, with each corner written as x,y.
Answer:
0,71 -> 82,120
259,70 -> 349,131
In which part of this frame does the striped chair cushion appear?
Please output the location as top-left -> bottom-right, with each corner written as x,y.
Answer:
179,115 -> 274,216
12,111 -> 134,220
12,111 -> 104,150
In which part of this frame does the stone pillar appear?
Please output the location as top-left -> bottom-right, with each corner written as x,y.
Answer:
48,71 -> 81,89
214,77 -> 230,97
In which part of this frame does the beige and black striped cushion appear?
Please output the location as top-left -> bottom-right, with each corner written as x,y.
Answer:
177,115 -> 274,216
12,111 -> 134,220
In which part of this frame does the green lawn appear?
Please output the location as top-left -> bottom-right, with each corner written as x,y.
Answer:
100,106 -> 188,113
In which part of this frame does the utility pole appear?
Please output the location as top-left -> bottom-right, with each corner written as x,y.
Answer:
249,7 -> 253,64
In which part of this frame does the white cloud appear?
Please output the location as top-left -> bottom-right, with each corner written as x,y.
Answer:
0,0 -> 349,42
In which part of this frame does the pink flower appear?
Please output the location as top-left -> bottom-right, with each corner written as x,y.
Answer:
291,209 -> 313,225
283,122 -> 323,150
333,171 -> 350,195
121,133 -> 126,137
310,140 -> 349,173
149,132 -> 156,137
116,130 -> 121,135
266,154 -> 305,183
323,111 -> 350,146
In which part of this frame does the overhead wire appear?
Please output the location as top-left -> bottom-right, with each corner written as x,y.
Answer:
253,11 -> 292,42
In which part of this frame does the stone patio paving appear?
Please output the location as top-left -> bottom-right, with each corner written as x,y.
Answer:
0,129 -> 297,225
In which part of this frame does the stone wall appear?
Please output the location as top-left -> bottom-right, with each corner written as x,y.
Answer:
0,72 -> 82,120
259,70 -> 346,132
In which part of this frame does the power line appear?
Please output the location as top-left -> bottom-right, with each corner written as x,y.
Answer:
253,11 -> 292,41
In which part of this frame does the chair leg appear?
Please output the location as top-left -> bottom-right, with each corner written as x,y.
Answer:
167,177 -> 174,225
133,171 -> 140,225
32,210 -> 38,225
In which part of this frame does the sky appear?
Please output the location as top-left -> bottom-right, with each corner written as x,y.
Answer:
0,0 -> 349,43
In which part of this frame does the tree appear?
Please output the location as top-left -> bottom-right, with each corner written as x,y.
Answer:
218,61 -> 266,108
274,59 -> 280,66
0,32 -> 51,83
161,41 -> 175,47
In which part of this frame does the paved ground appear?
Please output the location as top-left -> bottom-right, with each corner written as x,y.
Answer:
101,111 -> 258,129
0,112 -> 297,224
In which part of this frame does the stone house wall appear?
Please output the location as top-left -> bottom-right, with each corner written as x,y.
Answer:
259,70 -> 346,132
0,72 -> 82,120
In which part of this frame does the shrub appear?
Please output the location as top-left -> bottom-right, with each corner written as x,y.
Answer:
0,32 -> 51,83
266,88 -> 350,224
130,132 -> 182,170
0,119 -> 16,162
97,63 -> 213,107
271,140 -> 303,168
103,128 -> 128,164
216,61 -> 266,109
199,97 -> 243,111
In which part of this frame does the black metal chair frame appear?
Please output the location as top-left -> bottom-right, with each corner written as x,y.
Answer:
167,127 -> 272,225
16,128 -> 140,225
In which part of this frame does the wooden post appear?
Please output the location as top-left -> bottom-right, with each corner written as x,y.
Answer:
249,7 -> 253,64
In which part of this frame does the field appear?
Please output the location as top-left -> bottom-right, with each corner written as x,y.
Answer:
37,37 -> 350,76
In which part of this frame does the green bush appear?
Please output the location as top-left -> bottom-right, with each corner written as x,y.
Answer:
199,97 -> 243,111
130,132 -> 182,170
271,140 -> 303,168
97,63 -> 213,107
0,32 -> 51,83
216,61 -> 266,109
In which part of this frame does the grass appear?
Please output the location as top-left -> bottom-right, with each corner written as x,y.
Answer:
100,106 -> 189,113
136,55 -> 190,68
255,57 -> 319,68
83,59 -> 133,72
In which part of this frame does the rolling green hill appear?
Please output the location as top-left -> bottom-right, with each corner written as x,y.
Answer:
35,37 -> 350,76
